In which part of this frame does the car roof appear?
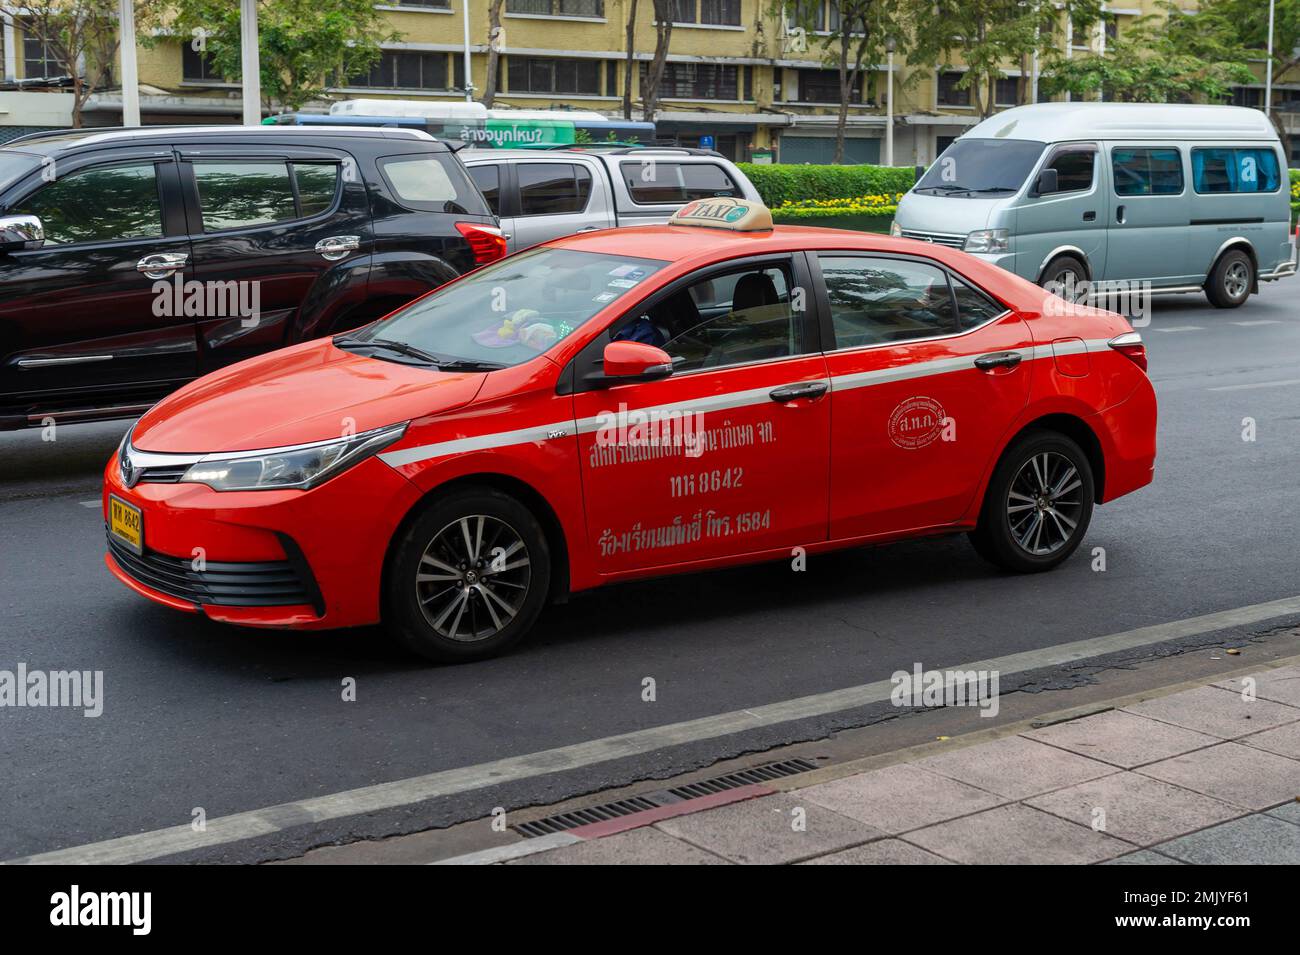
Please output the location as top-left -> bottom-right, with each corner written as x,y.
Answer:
965,103 -> 1279,143
460,147 -> 727,162
1,124 -> 442,157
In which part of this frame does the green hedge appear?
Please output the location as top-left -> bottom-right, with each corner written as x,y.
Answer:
737,163 -> 917,208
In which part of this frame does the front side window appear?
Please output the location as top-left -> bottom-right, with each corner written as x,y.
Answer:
1191,147 -> 1281,194
1111,147 -> 1183,196
518,163 -> 593,215
614,262 -> 800,372
622,161 -> 741,204
194,161 -> 296,232
820,256 -> 961,348
12,162 -> 163,246
351,247 -> 666,368
1044,148 -> 1096,193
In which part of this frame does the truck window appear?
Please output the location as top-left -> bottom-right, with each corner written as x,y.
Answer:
1191,147 -> 1281,194
517,163 -> 592,215
621,161 -> 741,204
468,164 -> 502,215
1111,148 -> 1183,196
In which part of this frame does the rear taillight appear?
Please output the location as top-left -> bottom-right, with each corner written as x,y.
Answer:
456,222 -> 507,265
1108,331 -> 1147,372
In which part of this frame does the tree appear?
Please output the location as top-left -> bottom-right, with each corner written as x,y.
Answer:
1,0 -> 158,128
162,0 -> 398,113
622,0 -> 639,120
480,0 -> 506,107
640,0 -> 675,123
1040,2 -> 1254,106
1201,0 -> 1300,154
908,0 -> 1101,118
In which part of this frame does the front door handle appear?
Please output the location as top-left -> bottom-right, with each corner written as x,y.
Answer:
769,381 -> 828,403
974,351 -> 1023,372
315,235 -> 360,261
1115,204 -> 1126,225
136,252 -> 188,279
1082,210 -> 1096,221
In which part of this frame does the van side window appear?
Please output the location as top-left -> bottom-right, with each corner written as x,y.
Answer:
1191,147 -> 1281,194
1046,148 -> 1095,192
819,256 -> 958,348
1111,148 -> 1183,196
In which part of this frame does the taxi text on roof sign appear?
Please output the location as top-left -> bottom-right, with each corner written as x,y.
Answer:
668,197 -> 773,232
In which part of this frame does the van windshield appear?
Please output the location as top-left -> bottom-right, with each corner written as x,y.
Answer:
914,139 -> 1045,197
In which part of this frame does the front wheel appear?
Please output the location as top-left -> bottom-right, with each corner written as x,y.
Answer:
969,431 -> 1095,573
386,488 -> 551,663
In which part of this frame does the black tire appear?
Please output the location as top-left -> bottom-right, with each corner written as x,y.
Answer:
386,488 -> 550,663
969,431 -> 1095,573
1205,249 -> 1253,309
1039,255 -> 1088,298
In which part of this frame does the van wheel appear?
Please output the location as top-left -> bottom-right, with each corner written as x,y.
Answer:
1039,255 -> 1088,297
969,431 -> 1095,573
386,488 -> 550,663
1205,249 -> 1253,309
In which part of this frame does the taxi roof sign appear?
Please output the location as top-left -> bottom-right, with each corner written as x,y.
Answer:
668,197 -> 773,232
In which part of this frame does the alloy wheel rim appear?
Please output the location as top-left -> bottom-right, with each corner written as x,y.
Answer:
1224,262 -> 1250,299
1006,451 -> 1085,557
415,515 -> 530,642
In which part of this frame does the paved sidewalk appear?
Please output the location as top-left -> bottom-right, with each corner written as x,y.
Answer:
468,665 -> 1300,864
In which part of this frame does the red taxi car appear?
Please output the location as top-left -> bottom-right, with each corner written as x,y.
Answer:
104,198 -> 1156,662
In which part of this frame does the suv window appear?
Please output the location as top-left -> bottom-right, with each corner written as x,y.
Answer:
12,161 -> 163,246
1111,148 -> 1183,196
1045,148 -> 1095,193
518,163 -> 593,216
1191,147 -> 1281,194
194,161 -> 297,232
614,262 -> 800,371
621,161 -> 741,204
378,154 -> 487,215
293,162 -> 340,217
819,256 -> 960,347
468,164 -> 501,215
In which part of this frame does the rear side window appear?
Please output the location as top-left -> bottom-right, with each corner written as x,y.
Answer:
1191,147 -> 1281,194
951,277 -> 1005,330
517,163 -> 592,215
468,164 -> 501,215
1111,148 -> 1184,196
194,161 -> 296,232
622,161 -> 741,204
379,153 -> 488,216
293,162 -> 340,218
12,161 -> 163,245
819,256 -> 958,348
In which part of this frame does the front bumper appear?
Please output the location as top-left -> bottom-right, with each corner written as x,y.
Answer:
102,452 -> 424,630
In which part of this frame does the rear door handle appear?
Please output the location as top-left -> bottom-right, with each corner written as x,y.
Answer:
974,351 -> 1023,372
315,235 -> 360,260
769,381 -> 828,403
136,252 -> 188,279
1082,210 -> 1096,221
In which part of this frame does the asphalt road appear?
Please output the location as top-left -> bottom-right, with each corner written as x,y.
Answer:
3,280 -> 1300,863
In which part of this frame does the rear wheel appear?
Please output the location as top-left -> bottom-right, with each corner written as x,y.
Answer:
1205,249 -> 1253,309
969,431 -> 1095,573
386,488 -> 550,663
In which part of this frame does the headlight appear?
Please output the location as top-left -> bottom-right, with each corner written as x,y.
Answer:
180,422 -> 408,491
890,221 -> 902,237
963,229 -> 1009,254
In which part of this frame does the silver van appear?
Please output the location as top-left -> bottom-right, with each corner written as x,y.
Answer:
460,147 -> 761,253
893,103 -> 1296,308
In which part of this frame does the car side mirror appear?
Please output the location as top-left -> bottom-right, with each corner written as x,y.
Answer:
0,214 -> 44,252
1033,168 -> 1059,196
585,340 -> 674,388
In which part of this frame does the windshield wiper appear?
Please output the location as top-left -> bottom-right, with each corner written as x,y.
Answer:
428,357 -> 507,371
915,184 -> 970,194
335,336 -> 504,371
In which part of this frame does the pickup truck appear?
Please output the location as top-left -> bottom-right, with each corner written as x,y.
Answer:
460,146 -> 762,253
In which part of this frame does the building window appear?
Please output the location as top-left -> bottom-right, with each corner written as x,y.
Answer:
1103,14 -> 1118,44
1230,87 -> 1264,109
508,0 -> 604,17
796,68 -> 859,104
388,0 -> 450,7
994,77 -> 1019,108
508,56 -> 602,95
674,0 -> 740,25
786,0 -> 864,34
22,30 -> 61,79
348,51 -> 450,90
642,62 -> 738,100
182,44 -> 222,83
937,71 -> 971,107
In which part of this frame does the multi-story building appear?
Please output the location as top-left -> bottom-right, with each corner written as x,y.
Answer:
2,1 -> 1298,165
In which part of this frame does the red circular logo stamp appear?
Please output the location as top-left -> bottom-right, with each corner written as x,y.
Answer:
888,396 -> 946,449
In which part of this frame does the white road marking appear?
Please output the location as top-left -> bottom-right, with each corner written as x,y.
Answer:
1230,320 -> 1282,327
10,593 -> 1300,866
1152,326 -> 1203,333
431,831 -> 580,865
1208,378 -> 1300,393
79,500 -> 100,509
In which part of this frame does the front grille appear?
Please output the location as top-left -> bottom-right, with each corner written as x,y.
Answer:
136,464 -> 188,484
107,530 -> 321,611
900,229 -> 966,249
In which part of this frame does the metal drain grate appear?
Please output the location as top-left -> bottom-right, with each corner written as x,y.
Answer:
667,758 -> 819,801
512,795 -> 661,838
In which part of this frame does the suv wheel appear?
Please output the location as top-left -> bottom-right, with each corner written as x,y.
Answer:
387,488 -> 550,663
969,431 -> 1095,573
1205,249 -> 1253,309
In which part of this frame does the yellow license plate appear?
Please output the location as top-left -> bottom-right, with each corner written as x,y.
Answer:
108,495 -> 143,555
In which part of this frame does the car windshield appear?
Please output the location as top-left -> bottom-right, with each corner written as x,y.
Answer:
0,150 -> 42,196
342,246 -> 668,369
914,139 -> 1046,196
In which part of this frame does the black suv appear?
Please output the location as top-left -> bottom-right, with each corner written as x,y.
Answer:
0,126 -> 501,430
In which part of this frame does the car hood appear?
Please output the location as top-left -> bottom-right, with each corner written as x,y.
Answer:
894,192 -> 1008,236
131,338 -> 486,454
